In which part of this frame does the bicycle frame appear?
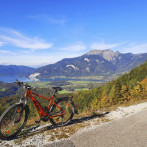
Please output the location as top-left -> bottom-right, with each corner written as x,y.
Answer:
25,89 -> 65,119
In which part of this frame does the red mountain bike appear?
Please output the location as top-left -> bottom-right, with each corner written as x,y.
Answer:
0,80 -> 75,140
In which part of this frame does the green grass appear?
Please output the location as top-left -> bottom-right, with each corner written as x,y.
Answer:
27,79 -> 104,94
75,88 -> 89,91
27,81 -> 51,88
58,90 -> 70,94
68,80 -> 92,84
49,76 -> 104,80
0,88 -> 6,91
67,76 -> 104,80
67,80 -> 101,86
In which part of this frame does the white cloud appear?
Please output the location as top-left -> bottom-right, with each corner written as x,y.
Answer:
29,15 -> 66,24
0,41 -> 5,46
60,42 -> 87,52
45,17 -> 65,24
0,51 -> 81,67
122,43 -> 147,54
0,50 -> 15,55
90,42 -> 122,50
0,28 -> 53,50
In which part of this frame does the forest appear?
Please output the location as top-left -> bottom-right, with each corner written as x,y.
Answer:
73,60 -> 147,113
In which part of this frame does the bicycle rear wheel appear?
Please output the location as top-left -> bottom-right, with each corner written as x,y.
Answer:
50,97 -> 75,127
0,103 -> 28,140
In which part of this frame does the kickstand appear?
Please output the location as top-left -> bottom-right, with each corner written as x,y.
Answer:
61,116 -> 64,131
35,118 -> 42,124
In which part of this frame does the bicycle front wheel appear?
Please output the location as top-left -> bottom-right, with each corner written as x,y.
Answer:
50,97 -> 75,127
0,103 -> 28,140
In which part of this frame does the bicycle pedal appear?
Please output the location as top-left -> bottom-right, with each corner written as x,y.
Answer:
35,120 -> 40,124
35,118 -> 41,124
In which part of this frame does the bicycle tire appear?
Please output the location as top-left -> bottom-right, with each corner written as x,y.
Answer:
50,97 -> 75,127
0,103 -> 28,140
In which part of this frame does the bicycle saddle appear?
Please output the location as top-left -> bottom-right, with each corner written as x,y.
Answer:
52,87 -> 62,91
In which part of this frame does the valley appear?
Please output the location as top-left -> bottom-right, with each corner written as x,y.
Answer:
0,50 -> 147,146
1,1 -> 147,146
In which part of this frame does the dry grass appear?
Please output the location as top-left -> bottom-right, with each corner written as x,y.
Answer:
45,112 -> 111,142
47,122 -> 91,141
99,99 -> 147,113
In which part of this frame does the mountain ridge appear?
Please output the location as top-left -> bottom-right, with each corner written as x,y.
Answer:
0,49 -> 147,81
0,65 -> 35,78
31,49 -> 147,80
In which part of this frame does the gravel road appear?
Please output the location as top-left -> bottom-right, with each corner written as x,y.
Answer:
48,109 -> 147,147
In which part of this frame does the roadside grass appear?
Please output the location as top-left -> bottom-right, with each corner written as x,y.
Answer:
97,98 -> 147,113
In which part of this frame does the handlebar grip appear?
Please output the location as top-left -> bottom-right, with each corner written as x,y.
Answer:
15,79 -> 20,82
15,79 -> 23,86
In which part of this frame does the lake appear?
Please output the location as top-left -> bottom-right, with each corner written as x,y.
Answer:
0,76 -> 106,83
0,76 -> 31,83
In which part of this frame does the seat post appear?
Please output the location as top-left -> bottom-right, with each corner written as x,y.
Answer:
52,90 -> 57,97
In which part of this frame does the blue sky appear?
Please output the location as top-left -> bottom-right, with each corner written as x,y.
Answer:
0,0 -> 147,67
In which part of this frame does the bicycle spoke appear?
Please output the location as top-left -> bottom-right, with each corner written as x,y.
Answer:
50,98 -> 74,127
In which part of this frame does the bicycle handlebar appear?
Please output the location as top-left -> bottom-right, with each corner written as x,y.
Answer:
15,79 -> 23,86
15,79 -> 62,94
15,79 -> 33,90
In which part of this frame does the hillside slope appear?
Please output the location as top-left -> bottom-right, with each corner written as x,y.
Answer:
74,60 -> 147,112
0,82 -> 18,97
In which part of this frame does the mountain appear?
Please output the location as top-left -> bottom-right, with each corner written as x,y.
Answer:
31,49 -> 147,81
0,65 -> 35,77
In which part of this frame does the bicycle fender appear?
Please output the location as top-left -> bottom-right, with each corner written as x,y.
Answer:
16,97 -> 27,106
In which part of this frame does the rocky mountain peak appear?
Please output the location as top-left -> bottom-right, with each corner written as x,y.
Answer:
86,49 -> 120,61
86,49 -> 104,55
